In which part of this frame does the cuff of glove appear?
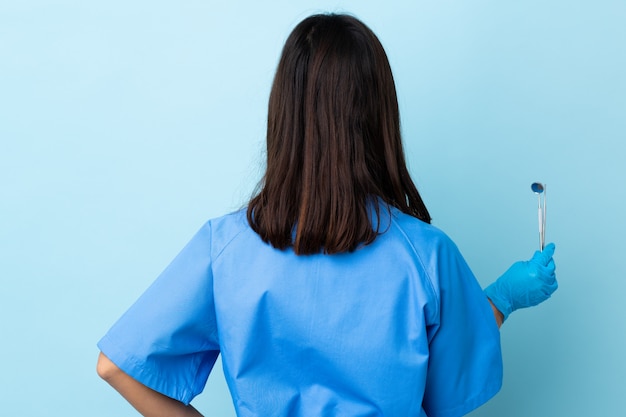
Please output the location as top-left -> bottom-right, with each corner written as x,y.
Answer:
484,284 -> 513,321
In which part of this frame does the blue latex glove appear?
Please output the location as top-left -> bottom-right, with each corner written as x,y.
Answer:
484,243 -> 558,321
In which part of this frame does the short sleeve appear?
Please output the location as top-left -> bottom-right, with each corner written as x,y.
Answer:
422,238 -> 503,417
97,221 -> 220,405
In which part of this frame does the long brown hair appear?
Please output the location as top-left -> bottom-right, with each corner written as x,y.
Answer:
247,13 -> 430,255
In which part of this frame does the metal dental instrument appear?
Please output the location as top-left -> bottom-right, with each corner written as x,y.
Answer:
531,182 -> 547,251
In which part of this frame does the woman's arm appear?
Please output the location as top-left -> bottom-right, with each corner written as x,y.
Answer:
488,299 -> 504,329
96,352 -> 204,417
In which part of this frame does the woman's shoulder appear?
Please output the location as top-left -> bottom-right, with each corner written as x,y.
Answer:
202,208 -> 268,257
387,206 -> 453,247
383,206 -> 467,273
207,208 -> 248,229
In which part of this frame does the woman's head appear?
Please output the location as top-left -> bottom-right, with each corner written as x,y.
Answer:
248,13 -> 430,255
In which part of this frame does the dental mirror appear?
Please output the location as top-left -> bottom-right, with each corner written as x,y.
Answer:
531,182 -> 547,251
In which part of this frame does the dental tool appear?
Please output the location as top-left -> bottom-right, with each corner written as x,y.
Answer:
531,182 -> 546,251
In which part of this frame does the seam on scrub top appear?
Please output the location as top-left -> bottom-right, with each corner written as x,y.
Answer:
210,216 -> 249,262
387,214 -> 440,324
208,220 -> 225,351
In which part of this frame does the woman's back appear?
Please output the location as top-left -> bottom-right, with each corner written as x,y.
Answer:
217,207 -> 438,416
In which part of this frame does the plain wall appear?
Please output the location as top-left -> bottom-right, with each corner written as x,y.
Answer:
1,0 -> 624,415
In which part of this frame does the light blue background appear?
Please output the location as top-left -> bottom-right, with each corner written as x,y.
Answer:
1,1 -> 624,415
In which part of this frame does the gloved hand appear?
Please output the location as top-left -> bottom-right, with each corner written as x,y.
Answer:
484,243 -> 558,321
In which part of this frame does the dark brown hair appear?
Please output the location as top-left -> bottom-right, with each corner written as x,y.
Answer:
247,13 -> 430,255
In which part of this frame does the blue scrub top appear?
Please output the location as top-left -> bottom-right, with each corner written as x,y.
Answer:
98,206 -> 502,417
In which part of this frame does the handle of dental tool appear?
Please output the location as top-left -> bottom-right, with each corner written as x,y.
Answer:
538,206 -> 544,251
543,186 -> 547,250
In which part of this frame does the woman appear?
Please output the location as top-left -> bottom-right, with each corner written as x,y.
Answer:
97,13 -> 557,417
